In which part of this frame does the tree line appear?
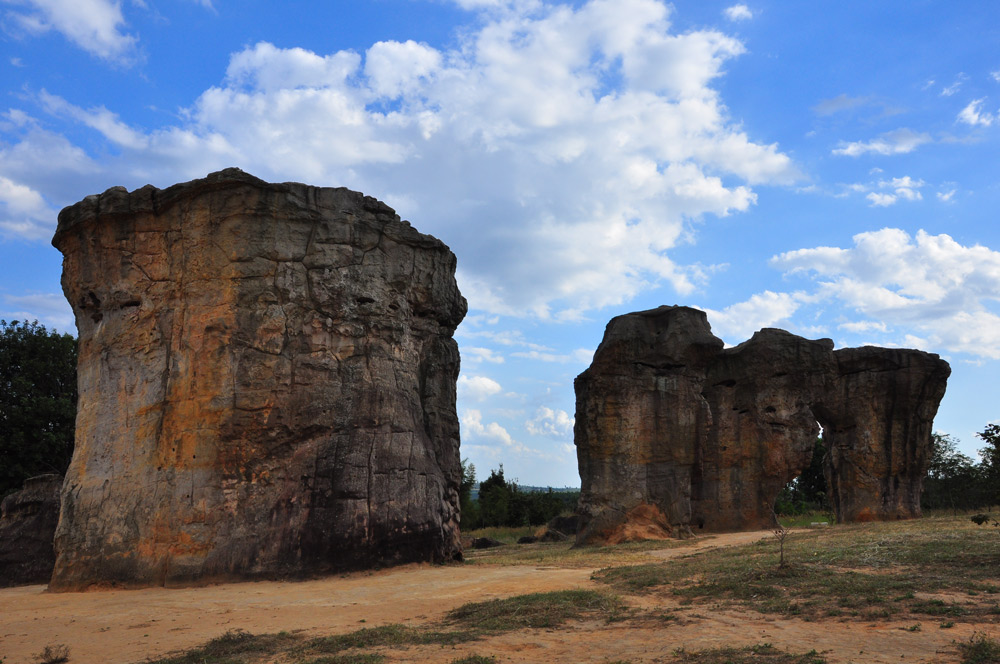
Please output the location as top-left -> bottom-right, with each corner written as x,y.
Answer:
460,461 -> 578,530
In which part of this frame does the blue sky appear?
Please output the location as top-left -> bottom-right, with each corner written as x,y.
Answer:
2,0 -> 998,486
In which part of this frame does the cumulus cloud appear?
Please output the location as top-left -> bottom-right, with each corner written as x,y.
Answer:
700,290 -> 802,342
458,374 -> 503,401
832,128 -> 931,156
957,98 -> 997,127
3,0 -> 138,62
723,4 -> 752,21
771,228 -> 1000,359
18,0 -> 798,320
855,175 -> 925,207
526,406 -> 574,438
461,408 -> 548,458
0,175 -> 58,240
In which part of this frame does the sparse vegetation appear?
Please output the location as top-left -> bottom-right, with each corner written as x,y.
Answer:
128,514 -> 1000,664
33,644 -> 70,664
595,515 -> 1000,621
144,630 -> 300,664
959,632 -> 1000,664
446,589 -> 627,631
672,643 -> 827,663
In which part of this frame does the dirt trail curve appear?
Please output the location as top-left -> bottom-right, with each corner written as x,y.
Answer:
0,531 -> 980,663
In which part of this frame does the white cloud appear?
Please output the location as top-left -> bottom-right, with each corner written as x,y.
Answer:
957,98 -> 997,127
0,175 -> 58,240
462,346 -> 505,364
700,290 -> 802,342
771,228 -> 1000,359
838,320 -> 887,333
4,0 -> 138,62
1,292 -> 75,332
526,406 -> 574,439
832,128 -> 931,156
940,73 -> 967,97
25,0 -> 798,321
859,175 -> 925,207
992,71 -> 1000,83
458,374 -> 503,401
364,40 -> 441,99
461,408 -> 549,458
866,192 -> 896,207
937,189 -> 956,202
723,4 -> 752,21
510,348 -> 593,363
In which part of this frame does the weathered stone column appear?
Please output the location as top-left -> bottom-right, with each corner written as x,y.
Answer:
573,305 -> 950,544
50,169 -> 466,590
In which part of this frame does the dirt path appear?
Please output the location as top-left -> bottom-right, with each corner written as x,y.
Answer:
0,531 -> 987,663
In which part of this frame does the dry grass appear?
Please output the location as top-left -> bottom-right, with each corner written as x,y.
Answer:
595,514 -> 1000,621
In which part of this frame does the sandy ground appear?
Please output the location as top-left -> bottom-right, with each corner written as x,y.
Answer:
0,531 -> 992,664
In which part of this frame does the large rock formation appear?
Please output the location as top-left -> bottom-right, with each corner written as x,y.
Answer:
50,169 -> 466,590
0,474 -> 62,587
575,306 -> 950,545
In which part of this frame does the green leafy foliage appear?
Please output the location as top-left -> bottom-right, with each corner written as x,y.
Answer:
464,464 -> 576,530
0,319 -> 77,498
923,429 -> 1000,511
775,438 -> 829,515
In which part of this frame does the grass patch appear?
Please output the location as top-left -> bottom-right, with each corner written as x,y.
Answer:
145,630 -> 300,664
594,515 -> 1000,621
464,535 -> 697,567
301,656 -> 386,664
672,643 -> 827,663
959,632 -> 1000,663
446,589 -> 627,631
307,624 -> 477,653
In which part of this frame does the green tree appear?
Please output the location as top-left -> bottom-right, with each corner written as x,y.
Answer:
459,458 -> 481,530
0,319 -> 77,497
976,424 -> 1000,506
477,465 -> 513,528
922,432 -> 981,511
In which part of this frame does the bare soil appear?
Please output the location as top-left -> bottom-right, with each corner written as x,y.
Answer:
0,531 -> 989,663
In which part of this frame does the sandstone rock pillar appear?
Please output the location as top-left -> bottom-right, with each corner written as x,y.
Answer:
573,305 -> 950,544
50,169 -> 466,589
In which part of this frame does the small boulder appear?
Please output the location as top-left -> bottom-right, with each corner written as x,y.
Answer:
517,535 -> 539,544
471,537 -> 504,549
0,474 -> 62,587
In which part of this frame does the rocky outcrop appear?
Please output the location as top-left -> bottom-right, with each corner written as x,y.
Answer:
574,306 -> 950,545
0,474 -> 62,587
50,169 -> 466,590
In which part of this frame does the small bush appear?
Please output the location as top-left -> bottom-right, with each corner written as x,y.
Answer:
959,632 -> 1000,663
33,645 -> 70,664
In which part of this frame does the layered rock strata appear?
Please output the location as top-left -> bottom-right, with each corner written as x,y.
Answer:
50,169 -> 466,590
575,306 -> 950,545
0,474 -> 63,587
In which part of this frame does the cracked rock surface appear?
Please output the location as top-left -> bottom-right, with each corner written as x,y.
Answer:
50,169 -> 466,590
574,306 -> 950,545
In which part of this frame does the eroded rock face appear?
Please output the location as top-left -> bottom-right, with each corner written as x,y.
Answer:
50,169 -> 466,590
0,474 -> 62,587
575,306 -> 950,544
